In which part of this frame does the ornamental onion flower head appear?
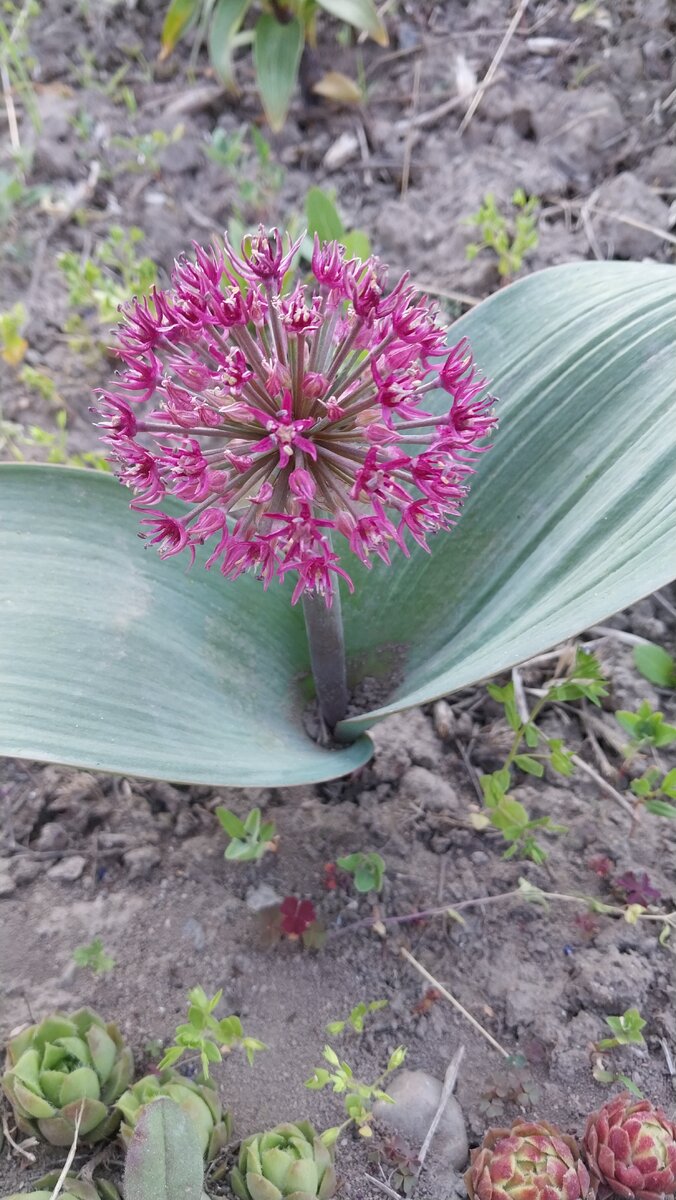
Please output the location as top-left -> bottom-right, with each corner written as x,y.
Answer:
95,227 -> 497,607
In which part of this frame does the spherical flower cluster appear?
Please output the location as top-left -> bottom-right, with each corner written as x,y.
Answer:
95,227 -> 497,606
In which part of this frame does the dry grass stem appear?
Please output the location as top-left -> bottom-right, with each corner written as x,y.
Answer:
418,1046 -> 466,1170
401,947 -> 511,1058
459,0 -> 530,134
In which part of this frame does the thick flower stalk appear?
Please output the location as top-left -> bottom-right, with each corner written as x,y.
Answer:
95,228 -> 496,725
465,1120 -> 592,1200
231,1120 -> 337,1200
116,1070 -> 231,1160
583,1093 -> 676,1200
1,1009 -> 133,1146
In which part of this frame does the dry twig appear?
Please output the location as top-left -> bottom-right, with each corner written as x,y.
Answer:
401,947 -> 511,1059
418,1046 -> 465,1170
459,0 -> 530,134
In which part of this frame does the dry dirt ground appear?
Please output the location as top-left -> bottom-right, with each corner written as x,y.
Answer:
1,1 -> 675,1197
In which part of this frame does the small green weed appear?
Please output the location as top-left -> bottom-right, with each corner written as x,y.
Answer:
465,189 -> 539,278
336,851 -> 386,894
72,937 -> 116,976
58,226 -> 157,328
633,642 -> 676,689
326,1000 -> 388,1036
306,1044 -> 406,1143
216,805 -> 277,862
477,648 -> 607,861
159,986 -> 266,1078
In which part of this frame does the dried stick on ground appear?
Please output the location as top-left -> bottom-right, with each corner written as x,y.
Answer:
418,1046 -> 466,1171
401,947 -> 511,1058
459,0 -> 530,134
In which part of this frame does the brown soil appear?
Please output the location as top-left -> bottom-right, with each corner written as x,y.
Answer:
1,1 -> 675,1197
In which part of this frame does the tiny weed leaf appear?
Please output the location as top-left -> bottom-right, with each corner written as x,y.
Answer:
514,754 -> 545,777
633,642 -> 676,689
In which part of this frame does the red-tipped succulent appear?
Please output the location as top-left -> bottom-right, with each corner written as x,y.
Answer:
584,1094 -> 676,1200
466,1120 -> 592,1200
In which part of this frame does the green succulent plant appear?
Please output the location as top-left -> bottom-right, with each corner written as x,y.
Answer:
1,1008 -> 133,1145
1,1171 -> 120,1200
116,1069 -> 231,1160
231,1121 -> 337,1200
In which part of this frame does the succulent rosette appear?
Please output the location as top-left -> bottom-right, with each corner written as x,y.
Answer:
115,1069 -> 231,1159
94,227 -> 496,607
231,1120 -> 337,1200
465,1120 -> 592,1200
584,1093 -> 676,1200
1,1009 -> 133,1146
1,1172 -> 120,1200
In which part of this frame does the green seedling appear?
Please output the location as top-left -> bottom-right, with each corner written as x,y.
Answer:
109,126 -> 184,175
216,805 -> 277,861
616,701 -> 676,753
58,226 -> 157,328
326,999 -> 387,1036
159,986 -> 266,1078
336,851 -> 386,893
0,302 -> 27,366
466,189 -> 539,278
591,1008 -> 646,1096
476,648 -> 607,862
629,767 -> 676,819
596,1008 -> 646,1051
306,1043 -> 406,1142
633,642 -> 676,689
73,937 -> 116,976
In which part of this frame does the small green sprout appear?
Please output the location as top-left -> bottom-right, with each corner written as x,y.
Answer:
465,188 -> 539,278
617,701 -> 676,753
306,1044 -> 407,1142
216,806 -> 277,862
633,642 -> 676,689
629,766 -> 676,819
0,302 -> 28,366
336,851 -> 386,893
72,936 -> 116,976
596,1008 -> 647,1051
58,226 -> 157,328
592,1007 -> 646,1095
326,1000 -> 388,1036
476,648 -> 606,861
159,986 -> 266,1078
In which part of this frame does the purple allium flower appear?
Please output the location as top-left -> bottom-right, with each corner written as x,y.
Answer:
94,227 -> 497,607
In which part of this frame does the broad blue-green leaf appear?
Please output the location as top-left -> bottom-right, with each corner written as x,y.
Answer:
316,0 -> 388,45
208,0 -> 250,89
124,1098 -> 203,1200
0,466 -> 371,785
253,14 -> 304,132
0,261 -> 675,785
337,260 -> 676,738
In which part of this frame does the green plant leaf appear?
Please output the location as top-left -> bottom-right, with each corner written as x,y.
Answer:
306,187 -> 345,244
337,262 -> 676,738
315,0 -> 388,45
216,807 -> 246,838
1,263 -> 675,786
253,14 -> 304,132
633,642 -> 676,688
208,0 -> 250,88
124,1097 -> 204,1200
160,0 -> 200,58
0,466 -> 372,785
